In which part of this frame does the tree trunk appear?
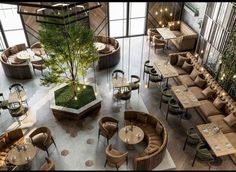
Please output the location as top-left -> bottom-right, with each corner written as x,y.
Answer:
72,80 -> 77,98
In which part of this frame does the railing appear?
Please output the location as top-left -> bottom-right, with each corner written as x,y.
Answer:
24,23 -> 39,41
148,12 -> 160,28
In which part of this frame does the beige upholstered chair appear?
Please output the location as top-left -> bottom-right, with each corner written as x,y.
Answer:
29,127 -> 57,156
104,144 -> 128,170
152,35 -> 166,52
31,59 -> 46,75
39,157 -> 55,171
147,28 -> 161,43
98,116 -> 119,145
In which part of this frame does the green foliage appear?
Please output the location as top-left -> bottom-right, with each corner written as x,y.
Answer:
218,8 -> 236,99
39,14 -> 99,93
54,84 -> 96,109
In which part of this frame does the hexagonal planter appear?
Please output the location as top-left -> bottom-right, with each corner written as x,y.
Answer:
50,83 -> 102,121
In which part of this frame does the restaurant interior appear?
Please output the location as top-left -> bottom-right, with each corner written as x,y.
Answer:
0,2 -> 236,171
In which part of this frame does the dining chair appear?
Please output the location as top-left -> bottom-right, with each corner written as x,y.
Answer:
104,144 -> 128,170
130,75 -> 140,94
159,86 -> 173,109
148,68 -> 163,88
9,83 -> 28,107
183,127 -> 201,151
143,60 -> 153,82
166,98 -> 185,122
112,69 -> 125,95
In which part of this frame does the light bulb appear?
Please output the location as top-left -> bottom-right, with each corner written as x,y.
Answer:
233,75 -> 236,79
155,11 -> 158,15
145,84 -> 148,88
222,73 -> 225,77
218,60 -> 222,64
77,87 -> 80,91
206,74 -> 209,78
177,21 -> 180,24
220,77 -> 224,80
200,67 -> 204,71
200,50 -> 204,54
194,54 -> 198,57
159,21 -> 162,24
170,13 -> 173,16
172,22 -> 175,26
83,85 -> 86,89
165,8 -> 168,11
162,25 -> 165,28
138,82 -> 141,86
74,96 -> 77,100
160,9 -> 163,13
95,92 -> 98,96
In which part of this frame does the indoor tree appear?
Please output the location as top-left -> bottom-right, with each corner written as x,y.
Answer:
218,9 -> 236,99
39,15 -> 99,99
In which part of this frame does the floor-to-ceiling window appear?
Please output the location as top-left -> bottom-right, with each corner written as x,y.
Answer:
0,3 -> 27,51
108,2 -> 147,38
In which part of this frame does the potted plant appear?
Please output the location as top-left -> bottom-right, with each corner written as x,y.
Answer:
38,13 -> 101,120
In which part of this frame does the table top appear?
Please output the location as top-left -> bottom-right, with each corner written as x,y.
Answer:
156,27 -> 177,40
197,123 -> 236,157
94,42 -> 106,52
112,76 -> 129,88
7,143 -> 37,166
171,85 -> 201,109
153,59 -> 179,78
119,125 -> 144,145
16,49 -> 34,60
8,91 -> 27,103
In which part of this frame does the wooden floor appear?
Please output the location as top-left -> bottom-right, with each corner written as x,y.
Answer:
96,36 -> 236,170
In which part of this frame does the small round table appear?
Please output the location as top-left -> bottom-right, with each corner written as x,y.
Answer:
119,125 -> 144,149
94,42 -> 106,52
7,143 -> 37,166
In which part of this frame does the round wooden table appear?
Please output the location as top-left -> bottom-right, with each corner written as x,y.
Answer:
119,125 -> 144,149
94,42 -> 106,52
16,50 -> 34,61
7,143 -> 37,166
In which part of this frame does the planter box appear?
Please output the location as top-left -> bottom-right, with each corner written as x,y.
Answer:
50,83 -> 102,121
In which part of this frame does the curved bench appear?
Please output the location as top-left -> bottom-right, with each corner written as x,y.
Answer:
0,45 -> 32,79
95,36 -> 120,69
124,111 -> 168,170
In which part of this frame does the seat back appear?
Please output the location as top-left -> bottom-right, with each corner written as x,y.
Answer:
112,69 -> 124,78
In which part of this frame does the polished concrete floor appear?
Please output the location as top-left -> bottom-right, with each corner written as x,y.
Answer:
0,36 -> 235,170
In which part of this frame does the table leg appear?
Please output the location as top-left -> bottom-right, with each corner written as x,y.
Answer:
182,108 -> 192,120
126,144 -> 135,150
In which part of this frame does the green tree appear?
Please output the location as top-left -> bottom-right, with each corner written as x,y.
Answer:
218,8 -> 236,99
39,16 -> 99,98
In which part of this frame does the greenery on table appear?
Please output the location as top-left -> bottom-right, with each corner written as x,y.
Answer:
55,84 -> 96,109
38,13 -> 99,99
218,9 -> 236,100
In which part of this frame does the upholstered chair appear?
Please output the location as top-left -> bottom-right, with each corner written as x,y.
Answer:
148,68 -> 163,88
98,116 -> 119,145
104,144 -> 128,170
114,86 -> 132,108
30,42 -> 42,49
130,75 -> 140,94
112,69 -> 125,95
166,98 -> 185,122
159,86 -> 173,109
147,28 -> 161,43
31,59 -> 46,75
152,35 -> 166,52
9,83 -> 28,106
29,127 -> 57,157
192,142 -> 214,170
0,93 -> 8,114
16,43 -> 27,52
183,127 -> 201,151
143,60 -> 154,81
39,157 -> 55,171
8,101 -> 28,126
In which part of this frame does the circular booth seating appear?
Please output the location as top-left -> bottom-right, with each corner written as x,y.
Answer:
0,43 -> 32,79
124,111 -> 168,170
95,36 -> 120,70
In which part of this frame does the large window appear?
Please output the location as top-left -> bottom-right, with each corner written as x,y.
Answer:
0,3 -> 27,50
109,2 -> 147,38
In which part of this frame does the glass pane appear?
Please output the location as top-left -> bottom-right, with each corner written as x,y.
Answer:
223,3 -> 234,31
0,32 -> 6,51
129,18 -> 145,36
5,30 -> 27,47
203,17 -> 213,40
217,2 -> 228,25
109,20 -> 127,37
212,2 -> 221,20
109,2 -> 127,20
130,2 -> 147,18
205,3 -> 214,18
